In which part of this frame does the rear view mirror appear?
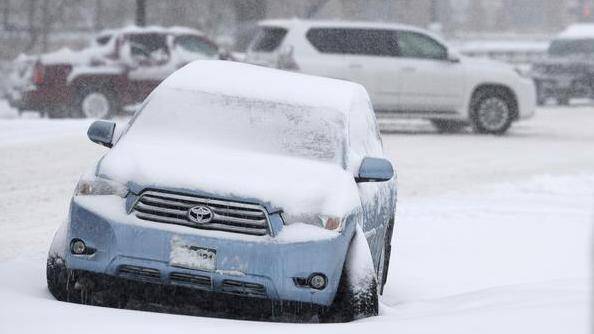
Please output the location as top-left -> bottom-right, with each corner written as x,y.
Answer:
447,50 -> 461,63
356,157 -> 394,183
87,120 -> 116,148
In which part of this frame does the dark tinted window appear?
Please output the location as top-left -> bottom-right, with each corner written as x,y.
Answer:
251,27 -> 288,52
548,39 -> 594,56
175,35 -> 218,57
95,35 -> 112,45
306,28 -> 399,57
397,31 -> 447,60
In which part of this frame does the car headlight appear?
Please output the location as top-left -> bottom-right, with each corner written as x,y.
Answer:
74,174 -> 128,197
281,213 -> 345,232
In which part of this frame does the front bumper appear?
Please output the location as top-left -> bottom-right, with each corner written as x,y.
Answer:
55,195 -> 353,307
516,77 -> 537,120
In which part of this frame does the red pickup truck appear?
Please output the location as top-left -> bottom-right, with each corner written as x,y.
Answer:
7,26 -> 225,118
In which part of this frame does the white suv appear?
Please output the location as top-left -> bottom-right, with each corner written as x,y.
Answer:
246,20 -> 536,134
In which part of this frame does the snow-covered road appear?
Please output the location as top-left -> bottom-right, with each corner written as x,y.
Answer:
0,105 -> 592,333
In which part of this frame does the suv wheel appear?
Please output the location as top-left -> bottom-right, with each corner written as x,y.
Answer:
471,92 -> 513,135
76,87 -> 118,119
321,227 -> 378,322
430,119 -> 466,134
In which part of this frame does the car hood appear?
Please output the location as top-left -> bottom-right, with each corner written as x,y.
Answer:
98,138 -> 360,217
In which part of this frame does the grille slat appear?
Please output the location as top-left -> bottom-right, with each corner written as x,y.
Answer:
133,190 -> 270,236
170,272 -> 212,290
221,279 -> 267,297
118,265 -> 161,282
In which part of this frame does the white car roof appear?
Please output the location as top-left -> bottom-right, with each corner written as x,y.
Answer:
258,18 -> 426,34
161,60 -> 366,114
98,25 -> 206,38
557,24 -> 594,39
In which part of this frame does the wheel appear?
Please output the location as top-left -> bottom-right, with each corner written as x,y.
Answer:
377,217 -> 394,295
75,87 -> 118,119
430,119 -> 466,133
322,227 -> 378,322
471,91 -> 514,135
46,255 -> 78,302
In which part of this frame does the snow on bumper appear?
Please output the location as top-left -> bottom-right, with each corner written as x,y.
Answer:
56,195 -> 353,306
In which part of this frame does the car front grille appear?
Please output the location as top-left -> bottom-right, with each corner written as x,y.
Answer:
221,279 -> 267,297
132,190 -> 270,236
118,265 -> 161,282
170,272 -> 212,290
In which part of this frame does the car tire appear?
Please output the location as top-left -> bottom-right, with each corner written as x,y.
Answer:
377,217 -> 394,295
74,86 -> 119,119
322,227 -> 378,322
46,255 -> 78,303
430,119 -> 467,134
471,91 -> 514,135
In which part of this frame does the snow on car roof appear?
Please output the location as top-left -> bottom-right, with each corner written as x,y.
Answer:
98,25 -> 205,37
259,18 -> 423,34
557,24 -> 594,39
160,60 -> 365,113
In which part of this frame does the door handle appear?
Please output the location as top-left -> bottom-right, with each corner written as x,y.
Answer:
349,63 -> 363,69
401,66 -> 416,72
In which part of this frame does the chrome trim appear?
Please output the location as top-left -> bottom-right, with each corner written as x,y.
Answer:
132,190 -> 272,236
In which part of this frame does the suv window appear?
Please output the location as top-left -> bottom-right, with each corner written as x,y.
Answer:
397,31 -> 447,60
175,35 -> 219,57
306,28 -> 399,57
548,38 -> 594,56
251,27 -> 288,52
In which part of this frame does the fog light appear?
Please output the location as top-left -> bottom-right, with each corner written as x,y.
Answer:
71,239 -> 86,255
308,273 -> 327,290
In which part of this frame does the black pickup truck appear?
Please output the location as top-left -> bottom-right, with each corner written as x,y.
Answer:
531,25 -> 594,105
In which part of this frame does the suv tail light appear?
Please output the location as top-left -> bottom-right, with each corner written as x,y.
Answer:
32,61 -> 45,85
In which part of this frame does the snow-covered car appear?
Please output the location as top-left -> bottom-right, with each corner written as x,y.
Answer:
246,20 -> 536,134
46,60 -> 397,322
531,24 -> 594,105
7,26 -> 225,119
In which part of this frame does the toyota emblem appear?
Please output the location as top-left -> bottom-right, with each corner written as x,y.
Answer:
188,205 -> 213,224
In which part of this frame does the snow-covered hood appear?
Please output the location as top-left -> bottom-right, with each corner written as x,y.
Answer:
461,55 -> 514,72
98,138 -> 360,217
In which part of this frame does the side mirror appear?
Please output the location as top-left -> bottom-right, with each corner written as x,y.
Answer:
447,50 -> 461,63
356,157 -> 394,183
87,120 -> 115,148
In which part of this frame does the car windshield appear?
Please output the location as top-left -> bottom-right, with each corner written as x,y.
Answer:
124,88 -> 347,165
548,38 -> 594,56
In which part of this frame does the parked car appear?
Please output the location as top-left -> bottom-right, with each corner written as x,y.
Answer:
7,26 -> 225,119
46,60 -> 397,322
531,24 -> 594,105
246,20 -> 536,134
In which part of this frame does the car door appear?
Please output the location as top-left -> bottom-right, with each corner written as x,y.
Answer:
302,28 -> 398,104
122,33 -> 173,103
348,93 -> 393,268
392,30 -> 465,112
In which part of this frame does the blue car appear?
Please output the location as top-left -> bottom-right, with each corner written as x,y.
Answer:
46,60 -> 397,322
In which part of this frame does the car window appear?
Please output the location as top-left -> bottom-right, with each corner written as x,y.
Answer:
175,34 -> 219,57
548,38 -> 594,56
95,35 -> 112,46
251,27 -> 288,52
397,31 -> 447,60
126,33 -> 170,63
349,93 -> 382,159
306,28 -> 399,57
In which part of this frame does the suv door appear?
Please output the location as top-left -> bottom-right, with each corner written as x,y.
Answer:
305,28 -> 399,105
393,30 -> 465,112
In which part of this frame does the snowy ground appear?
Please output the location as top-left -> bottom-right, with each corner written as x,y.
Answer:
0,103 -> 592,333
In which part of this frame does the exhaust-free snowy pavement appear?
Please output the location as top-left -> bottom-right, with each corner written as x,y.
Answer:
0,104 -> 592,333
